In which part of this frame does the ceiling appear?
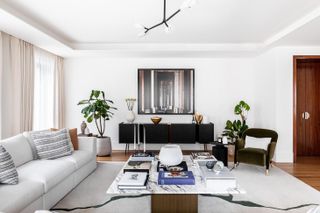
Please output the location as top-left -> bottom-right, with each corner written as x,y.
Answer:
1,0 -> 320,57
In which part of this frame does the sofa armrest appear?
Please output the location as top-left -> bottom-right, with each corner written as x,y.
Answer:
78,136 -> 97,156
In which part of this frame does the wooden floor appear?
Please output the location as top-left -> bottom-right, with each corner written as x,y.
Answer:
97,151 -> 320,191
275,156 -> 320,191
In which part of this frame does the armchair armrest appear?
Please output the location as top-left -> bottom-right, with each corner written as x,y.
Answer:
78,136 -> 97,156
267,141 -> 277,160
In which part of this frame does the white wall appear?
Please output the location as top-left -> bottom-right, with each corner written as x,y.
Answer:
64,47 -> 320,162
64,57 -> 257,151
254,46 -> 320,162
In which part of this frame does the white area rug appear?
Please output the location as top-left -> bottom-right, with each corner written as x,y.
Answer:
53,162 -> 320,213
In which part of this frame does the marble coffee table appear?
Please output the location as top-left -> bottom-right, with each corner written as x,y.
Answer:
107,156 -> 245,213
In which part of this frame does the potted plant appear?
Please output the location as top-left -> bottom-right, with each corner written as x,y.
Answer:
78,90 -> 117,156
224,100 -> 250,142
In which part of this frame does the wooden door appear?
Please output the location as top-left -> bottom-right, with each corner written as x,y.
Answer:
297,60 -> 320,156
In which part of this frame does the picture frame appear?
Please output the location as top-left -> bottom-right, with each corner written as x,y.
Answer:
138,69 -> 195,114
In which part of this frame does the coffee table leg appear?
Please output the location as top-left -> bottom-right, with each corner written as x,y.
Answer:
151,194 -> 198,213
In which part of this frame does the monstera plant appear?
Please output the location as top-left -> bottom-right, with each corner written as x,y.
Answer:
224,100 -> 250,140
78,90 -> 116,138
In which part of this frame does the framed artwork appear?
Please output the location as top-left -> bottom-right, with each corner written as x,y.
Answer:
138,69 -> 194,114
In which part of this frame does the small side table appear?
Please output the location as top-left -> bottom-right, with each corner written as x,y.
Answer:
211,142 -> 229,167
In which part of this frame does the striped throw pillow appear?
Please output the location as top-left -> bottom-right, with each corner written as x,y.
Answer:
0,145 -> 19,184
30,128 -> 73,160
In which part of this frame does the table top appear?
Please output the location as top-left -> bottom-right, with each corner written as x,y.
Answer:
106,156 -> 245,195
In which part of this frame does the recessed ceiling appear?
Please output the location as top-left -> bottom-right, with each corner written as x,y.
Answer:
1,0 -> 320,57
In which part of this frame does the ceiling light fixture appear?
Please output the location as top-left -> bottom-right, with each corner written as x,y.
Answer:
136,0 -> 196,36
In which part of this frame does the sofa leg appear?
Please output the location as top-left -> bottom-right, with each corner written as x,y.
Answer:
265,169 -> 269,176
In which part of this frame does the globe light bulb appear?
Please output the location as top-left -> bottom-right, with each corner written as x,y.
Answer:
138,31 -> 147,37
164,24 -> 171,34
134,23 -> 145,30
180,0 -> 197,10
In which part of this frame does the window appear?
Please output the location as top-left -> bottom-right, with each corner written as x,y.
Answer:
33,49 -> 55,130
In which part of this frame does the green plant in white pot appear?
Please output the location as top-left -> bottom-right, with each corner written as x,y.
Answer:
78,90 -> 117,156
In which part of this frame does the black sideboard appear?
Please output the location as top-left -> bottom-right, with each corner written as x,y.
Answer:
119,122 -> 214,144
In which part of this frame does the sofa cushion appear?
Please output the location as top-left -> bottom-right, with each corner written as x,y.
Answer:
50,128 -> 78,150
0,134 -> 33,167
238,148 -> 267,166
23,130 -> 50,160
57,150 -> 93,169
30,128 -> 73,160
0,178 -> 44,213
17,159 -> 76,192
0,145 -> 19,184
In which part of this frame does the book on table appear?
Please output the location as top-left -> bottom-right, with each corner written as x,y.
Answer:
118,172 -> 149,190
199,166 -> 236,192
158,171 -> 195,185
130,152 -> 155,161
157,161 -> 188,172
191,152 -> 217,162
123,161 -> 152,174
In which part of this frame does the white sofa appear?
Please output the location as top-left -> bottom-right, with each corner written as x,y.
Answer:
0,134 -> 97,213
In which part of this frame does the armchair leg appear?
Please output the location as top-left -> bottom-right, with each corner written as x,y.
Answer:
270,161 -> 274,168
265,169 -> 269,175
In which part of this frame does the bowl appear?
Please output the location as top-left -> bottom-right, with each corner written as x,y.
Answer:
159,145 -> 183,166
151,116 -> 162,125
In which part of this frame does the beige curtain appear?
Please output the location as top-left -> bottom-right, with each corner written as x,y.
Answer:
0,32 -> 34,139
54,56 -> 65,128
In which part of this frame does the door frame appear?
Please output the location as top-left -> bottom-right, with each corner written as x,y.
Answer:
293,55 -> 320,162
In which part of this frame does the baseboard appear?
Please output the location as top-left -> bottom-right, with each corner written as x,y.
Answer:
274,151 -> 293,163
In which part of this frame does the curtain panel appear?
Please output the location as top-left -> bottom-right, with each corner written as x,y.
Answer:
33,48 -> 65,130
0,32 -> 64,139
0,32 -> 34,139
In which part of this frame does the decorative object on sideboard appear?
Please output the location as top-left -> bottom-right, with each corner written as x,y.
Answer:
194,112 -> 203,124
159,144 -> 183,166
138,69 -> 194,114
224,100 -> 250,141
151,116 -> 162,125
78,90 -> 117,156
125,98 -> 136,123
213,161 -> 224,174
80,121 -> 87,135
135,0 -> 197,36
222,136 -> 228,145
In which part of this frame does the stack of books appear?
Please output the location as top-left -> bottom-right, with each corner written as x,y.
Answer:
123,160 -> 152,174
200,166 -> 236,192
190,152 -> 216,163
130,152 -> 155,161
118,172 -> 149,190
158,171 -> 195,185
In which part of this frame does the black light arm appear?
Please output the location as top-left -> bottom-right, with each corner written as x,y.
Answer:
143,0 -> 182,34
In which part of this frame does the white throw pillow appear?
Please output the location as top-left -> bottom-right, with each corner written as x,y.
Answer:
0,145 -> 19,184
244,136 -> 271,150
30,128 -> 73,160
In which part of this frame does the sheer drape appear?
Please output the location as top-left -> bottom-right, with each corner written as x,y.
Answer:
0,32 -> 34,139
33,48 -> 65,130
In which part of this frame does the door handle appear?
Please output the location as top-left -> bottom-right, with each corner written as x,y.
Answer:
305,112 -> 310,120
302,112 -> 305,119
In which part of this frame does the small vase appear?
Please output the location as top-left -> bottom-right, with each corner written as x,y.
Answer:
80,121 -> 87,135
126,110 -> 135,123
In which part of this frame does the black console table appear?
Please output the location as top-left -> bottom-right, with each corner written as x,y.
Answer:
119,122 -> 214,153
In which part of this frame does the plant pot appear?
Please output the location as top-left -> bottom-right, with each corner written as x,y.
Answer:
126,110 -> 135,123
96,137 -> 112,156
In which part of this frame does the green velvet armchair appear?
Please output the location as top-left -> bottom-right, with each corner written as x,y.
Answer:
234,128 -> 278,175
